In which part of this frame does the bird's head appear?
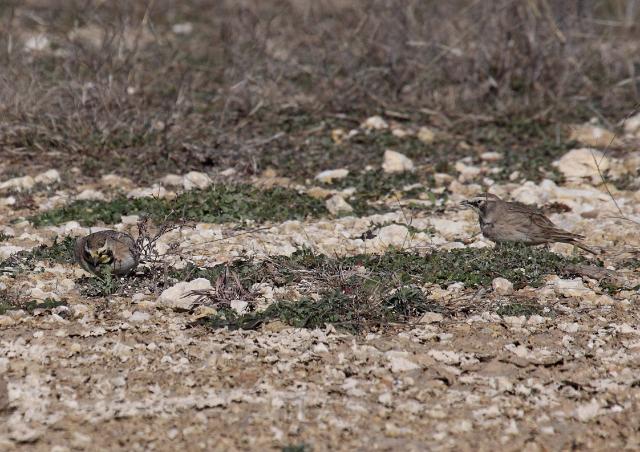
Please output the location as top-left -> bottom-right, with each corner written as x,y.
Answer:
83,243 -> 113,267
460,193 -> 501,214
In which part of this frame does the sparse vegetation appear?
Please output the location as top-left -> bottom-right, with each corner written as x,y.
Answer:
1,2 -> 639,449
325,169 -> 442,213
24,298 -> 67,314
196,245 -> 581,332
0,236 -> 75,273
282,445 -> 311,452
496,301 -> 548,317
0,296 -> 16,315
1,1 -> 638,184
78,269 -> 121,297
0,289 -> 66,315
27,175 -> 444,227
30,185 -> 328,227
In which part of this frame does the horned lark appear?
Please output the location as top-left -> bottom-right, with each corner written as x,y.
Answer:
74,230 -> 140,276
461,193 -> 597,254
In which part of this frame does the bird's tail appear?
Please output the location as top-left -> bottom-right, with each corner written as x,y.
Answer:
573,241 -> 598,255
545,227 -> 598,255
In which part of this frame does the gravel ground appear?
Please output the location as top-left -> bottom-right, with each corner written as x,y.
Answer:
1,123 -> 640,451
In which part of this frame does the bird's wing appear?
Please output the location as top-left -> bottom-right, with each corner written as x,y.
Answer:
504,201 -> 544,216
73,236 -> 87,263
114,232 -> 141,260
529,213 -> 584,241
495,208 -> 537,233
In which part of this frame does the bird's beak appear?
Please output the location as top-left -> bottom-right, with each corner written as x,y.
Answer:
96,247 -> 113,264
87,251 -> 100,266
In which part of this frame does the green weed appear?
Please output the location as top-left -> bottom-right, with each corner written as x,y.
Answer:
0,236 -> 76,273
282,445 -> 311,452
197,245 -> 579,332
30,184 -> 327,226
79,268 -> 122,297
496,301 -> 546,317
0,298 -> 16,315
24,298 -> 67,313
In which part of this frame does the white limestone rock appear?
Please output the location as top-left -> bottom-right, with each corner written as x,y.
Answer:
382,150 -> 414,174
157,278 -> 212,311
325,194 -> 353,215
454,161 -> 482,181
375,224 -> 410,247
417,126 -> 436,144
552,277 -> 593,298
429,218 -> 465,240
34,169 -> 61,185
315,169 -> 349,183
492,277 -> 514,296
480,152 -> 503,162
624,112 -> 640,136
0,245 -> 24,259
568,123 -> 619,148
127,184 -> 168,199
183,171 -> 212,190
386,351 -> 420,373
161,174 -> 184,186
553,148 -> 611,183
0,175 -> 35,191
361,115 -> 388,130
76,189 -> 106,201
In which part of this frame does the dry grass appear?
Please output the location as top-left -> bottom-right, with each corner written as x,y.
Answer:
0,0 -> 639,182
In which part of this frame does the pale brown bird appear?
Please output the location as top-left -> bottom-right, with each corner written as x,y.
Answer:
74,230 -> 140,276
461,193 -> 597,254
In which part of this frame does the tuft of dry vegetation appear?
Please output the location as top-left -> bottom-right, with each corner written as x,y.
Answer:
1,0 -> 639,182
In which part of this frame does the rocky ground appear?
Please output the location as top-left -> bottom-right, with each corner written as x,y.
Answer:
0,114 -> 639,451
3,1 -> 640,450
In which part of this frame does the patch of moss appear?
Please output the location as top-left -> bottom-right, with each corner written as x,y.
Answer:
270,117 -> 578,185
24,298 -> 67,313
282,445 -> 311,452
29,236 -> 76,263
349,131 -> 433,161
30,184 -> 327,227
496,301 -> 546,317
203,245 -> 583,292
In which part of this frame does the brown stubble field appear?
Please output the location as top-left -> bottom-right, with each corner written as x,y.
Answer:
1,1 -> 640,451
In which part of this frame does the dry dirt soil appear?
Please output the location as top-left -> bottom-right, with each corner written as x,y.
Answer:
2,1 -> 640,451
1,116 -> 640,452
